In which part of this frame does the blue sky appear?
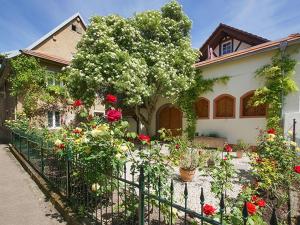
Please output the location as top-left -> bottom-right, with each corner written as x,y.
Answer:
1,0 -> 300,52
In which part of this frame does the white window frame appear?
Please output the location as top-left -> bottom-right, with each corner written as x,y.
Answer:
221,41 -> 232,55
47,111 -> 61,128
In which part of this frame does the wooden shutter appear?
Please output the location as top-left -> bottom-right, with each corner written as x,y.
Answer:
215,95 -> 235,118
195,98 -> 209,118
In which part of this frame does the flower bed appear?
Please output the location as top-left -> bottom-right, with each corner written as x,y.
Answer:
6,95 -> 300,224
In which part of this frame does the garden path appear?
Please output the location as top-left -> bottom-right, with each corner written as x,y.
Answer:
0,144 -> 66,225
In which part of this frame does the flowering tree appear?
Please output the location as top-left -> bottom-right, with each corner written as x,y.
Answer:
67,1 -> 199,134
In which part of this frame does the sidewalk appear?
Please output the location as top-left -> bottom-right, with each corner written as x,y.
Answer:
0,144 -> 66,225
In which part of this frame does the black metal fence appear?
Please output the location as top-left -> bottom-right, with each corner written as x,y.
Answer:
10,128 -> 286,225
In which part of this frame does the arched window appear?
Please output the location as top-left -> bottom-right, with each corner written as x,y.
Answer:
214,94 -> 235,119
240,91 -> 266,117
195,97 -> 209,119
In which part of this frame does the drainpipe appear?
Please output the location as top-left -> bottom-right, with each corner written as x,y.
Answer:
279,41 -> 288,128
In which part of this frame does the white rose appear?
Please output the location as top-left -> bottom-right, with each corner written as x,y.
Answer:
120,144 -> 129,152
91,183 -> 100,192
116,153 -> 122,159
54,139 -> 62,146
290,141 -> 297,147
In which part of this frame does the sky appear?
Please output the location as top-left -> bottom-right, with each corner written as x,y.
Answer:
1,0 -> 300,52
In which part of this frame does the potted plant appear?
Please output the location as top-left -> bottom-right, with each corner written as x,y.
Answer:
234,139 -> 250,158
179,148 -> 199,182
207,150 -> 218,167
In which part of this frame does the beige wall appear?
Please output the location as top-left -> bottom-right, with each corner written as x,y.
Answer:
33,18 -> 85,61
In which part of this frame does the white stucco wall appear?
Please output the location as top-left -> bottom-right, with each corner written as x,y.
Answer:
197,43 -> 300,145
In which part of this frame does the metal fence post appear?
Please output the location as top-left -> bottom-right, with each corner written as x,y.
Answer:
292,118 -> 296,142
41,140 -> 44,175
66,146 -> 71,198
270,208 -> 278,225
27,137 -> 30,161
18,134 -> 21,152
138,166 -> 145,225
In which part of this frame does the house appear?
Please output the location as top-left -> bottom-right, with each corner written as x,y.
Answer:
146,24 -> 300,145
0,13 -> 104,143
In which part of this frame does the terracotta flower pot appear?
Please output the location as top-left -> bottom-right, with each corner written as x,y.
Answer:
179,167 -> 196,182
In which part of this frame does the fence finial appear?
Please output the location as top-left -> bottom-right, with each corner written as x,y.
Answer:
270,207 -> 278,225
242,201 -> 248,225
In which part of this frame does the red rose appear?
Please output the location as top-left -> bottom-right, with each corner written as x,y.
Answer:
223,157 -> 227,161
203,204 -> 216,216
246,202 -> 257,215
294,166 -> 300,174
224,144 -> 232,152
73,99 -> 83,107
256,199 -> 266,207
106,109 -> 122,122
59,144 -> 65,149
267,128 -> 276,134
175,144 -> 180,149
138,134 -> 151,143
73,128 -> 82,134
106,94 -> 117,104
256,157 -> 264,163
251,195 -> 259,202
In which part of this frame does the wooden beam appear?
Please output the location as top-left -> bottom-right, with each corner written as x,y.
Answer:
235,41 -> 242,51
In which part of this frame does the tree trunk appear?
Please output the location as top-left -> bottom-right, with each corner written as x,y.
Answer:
134,96 -> 158,135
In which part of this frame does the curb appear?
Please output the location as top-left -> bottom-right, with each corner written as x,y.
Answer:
9,144 -> 83,225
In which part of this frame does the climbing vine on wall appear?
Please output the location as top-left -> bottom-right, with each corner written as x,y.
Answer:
252,51 -> 298,130
177,72 -> 229,139
9,55 -> 68,119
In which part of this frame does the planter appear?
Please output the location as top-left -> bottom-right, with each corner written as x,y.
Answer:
179,167 -> 196,182
236,150 -> 244,158
193,136 -> 227,148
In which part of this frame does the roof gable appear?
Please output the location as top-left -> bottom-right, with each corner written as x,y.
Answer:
199,23 -> 269,61
26,12 -> 86,50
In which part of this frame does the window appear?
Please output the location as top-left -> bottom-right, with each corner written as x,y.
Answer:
195,98 -> 209,119
47,111 -> 61,128
47,73 -> 63,87
71,24 -> 77,32
214,94 -> 235,118
221,41 -> 232,55
240,91 -> 266,117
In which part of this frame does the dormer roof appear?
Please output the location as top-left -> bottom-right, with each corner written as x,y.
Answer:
199,23 -> 269,61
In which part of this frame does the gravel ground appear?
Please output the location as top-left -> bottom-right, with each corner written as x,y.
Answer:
126,146 -> 252,214
171,154 -> 251,213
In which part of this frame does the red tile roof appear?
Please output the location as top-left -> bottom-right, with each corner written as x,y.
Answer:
21,50 -> 70,65
195,33 -> 300,68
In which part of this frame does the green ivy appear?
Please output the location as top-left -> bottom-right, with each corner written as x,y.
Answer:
177,72 -> 229,139
9,55 -> 68,118
252,51 -> 298,130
